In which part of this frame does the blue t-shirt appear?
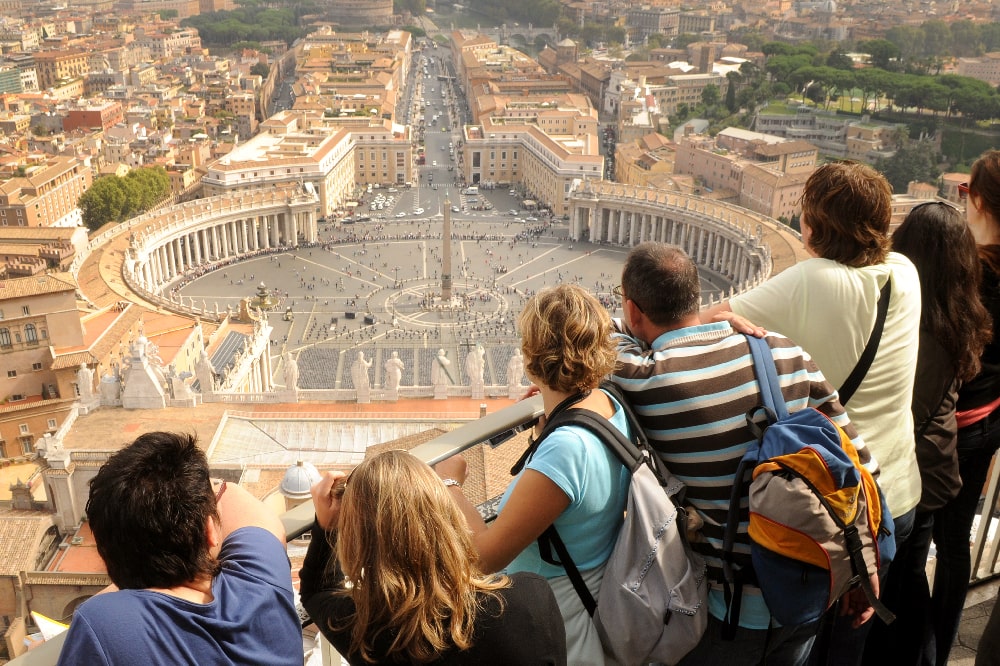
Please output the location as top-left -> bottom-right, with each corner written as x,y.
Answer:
56,527 -> 302,666
500,391 -> 631,578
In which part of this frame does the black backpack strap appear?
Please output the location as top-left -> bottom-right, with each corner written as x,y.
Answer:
838,280 -> 891,407
531,382 -> 657,618
510,389 -> 590,476
538,524 -> 598,617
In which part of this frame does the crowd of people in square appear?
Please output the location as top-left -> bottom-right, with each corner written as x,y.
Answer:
57,152 -> 1000,665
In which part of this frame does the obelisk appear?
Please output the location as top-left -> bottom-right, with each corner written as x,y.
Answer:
441,192 -> 452,300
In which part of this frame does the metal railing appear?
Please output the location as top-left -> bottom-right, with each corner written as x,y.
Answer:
8,396 -> 543,665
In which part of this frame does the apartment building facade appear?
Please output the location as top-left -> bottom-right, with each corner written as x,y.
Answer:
0,273 -> 82,457
0,157 -> 92,228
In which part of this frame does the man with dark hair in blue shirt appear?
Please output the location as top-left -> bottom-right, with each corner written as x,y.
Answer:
58,431 -> 302,666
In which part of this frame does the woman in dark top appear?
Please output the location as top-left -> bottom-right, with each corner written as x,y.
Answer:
862,201 -> 991,665
299,449 -> 567,665
929,150 -> 1000,665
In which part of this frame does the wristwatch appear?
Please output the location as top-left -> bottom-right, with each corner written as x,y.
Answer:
442,478 -> 463,489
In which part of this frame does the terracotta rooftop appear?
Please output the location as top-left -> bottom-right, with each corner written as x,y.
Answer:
0,272 -> 77,299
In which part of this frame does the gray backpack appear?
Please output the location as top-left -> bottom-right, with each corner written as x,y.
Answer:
522,382 -> 709,665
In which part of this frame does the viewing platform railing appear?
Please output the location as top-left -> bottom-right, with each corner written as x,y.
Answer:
10,395 -> 1000,664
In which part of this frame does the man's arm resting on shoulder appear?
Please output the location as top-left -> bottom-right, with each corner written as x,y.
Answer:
216,481 -> 285,544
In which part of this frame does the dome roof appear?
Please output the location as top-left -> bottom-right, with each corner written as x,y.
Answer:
280,460 -> 321,499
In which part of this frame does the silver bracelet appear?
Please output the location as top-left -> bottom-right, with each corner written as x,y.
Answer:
442,478 -> 463,488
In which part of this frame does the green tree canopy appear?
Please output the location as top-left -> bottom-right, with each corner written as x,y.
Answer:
78,167 -> 171,231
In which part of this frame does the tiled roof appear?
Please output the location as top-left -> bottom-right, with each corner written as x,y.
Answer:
0,511 -> 55,575
0,272 -> 77,299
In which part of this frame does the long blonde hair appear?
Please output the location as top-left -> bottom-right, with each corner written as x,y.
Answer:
332,450 -> 508,663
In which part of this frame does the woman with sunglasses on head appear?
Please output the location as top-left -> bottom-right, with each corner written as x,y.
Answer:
435,283 -> 631,666
925,151 -> 1000,665
299,450 -> 567,665
860,201 -> 992,665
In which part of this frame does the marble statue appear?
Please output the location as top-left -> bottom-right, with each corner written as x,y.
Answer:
507,349 -> 525,392
431,348 -> 451,387
195,348 -> 215,393
76,363 -> 94,399
465,343 -> 485,386
384,351 -> 404,391
351,351 -> 372,390
283,350 -> 299,390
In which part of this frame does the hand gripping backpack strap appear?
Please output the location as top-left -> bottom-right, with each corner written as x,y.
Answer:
838,280 -> 891,407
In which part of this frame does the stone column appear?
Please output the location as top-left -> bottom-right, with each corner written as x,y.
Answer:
209,225 -> 219,259
165,242 -> 176,279
241,220 -> 250,253
271,214 -> 281,247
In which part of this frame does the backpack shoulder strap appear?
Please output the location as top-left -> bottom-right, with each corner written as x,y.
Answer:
720,335 -> 784,639
745,334 -> 788,420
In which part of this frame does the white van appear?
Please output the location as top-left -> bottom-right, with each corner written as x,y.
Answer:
464,186 -> 479,195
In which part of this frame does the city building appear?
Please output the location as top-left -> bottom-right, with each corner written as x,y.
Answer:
0,157 -> 92,228
0,273 -> 83,458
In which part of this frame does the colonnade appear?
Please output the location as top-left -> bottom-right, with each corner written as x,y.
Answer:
569,184 -> 772,289
128,196 -> 318,294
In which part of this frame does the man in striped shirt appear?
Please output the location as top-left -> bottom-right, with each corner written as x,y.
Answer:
610,242 -> 876,666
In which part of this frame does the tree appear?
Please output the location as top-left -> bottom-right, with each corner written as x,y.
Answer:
701,84 -> 720,108
250,62 -> 269,78
826,52 -> 854,70
874,142 -> 940,193
673,33 -> 700,50
79,177 -> 128,231
725,72 -> 739,113
78,167 -> 171,231
859,39 -> 900,71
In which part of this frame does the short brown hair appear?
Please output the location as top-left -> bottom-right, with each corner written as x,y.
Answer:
801,161 -> 891,267
518,284 -> 617,393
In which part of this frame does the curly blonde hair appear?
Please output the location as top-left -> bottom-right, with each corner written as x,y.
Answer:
333,450 -> 508,664
518,284 -> 618,393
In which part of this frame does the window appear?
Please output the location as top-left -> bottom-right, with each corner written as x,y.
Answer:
18,423 -> 29,435
21,305 -> 29,316
47,418 -> 57,429
20,436 -> 33,454
0,328 -> 8,347
7,370 -> 14,378
25,324 -> 37,344
32,362 -> 41,371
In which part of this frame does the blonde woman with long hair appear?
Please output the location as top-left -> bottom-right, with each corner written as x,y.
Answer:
299,450 -> 567,665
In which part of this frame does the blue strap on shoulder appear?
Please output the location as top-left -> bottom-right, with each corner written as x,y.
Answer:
745,334 -> 787,420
